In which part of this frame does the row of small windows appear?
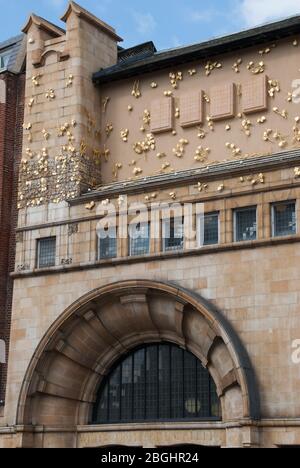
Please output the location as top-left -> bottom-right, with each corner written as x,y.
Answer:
98,201 -> 296,260
36,201 -> 297,268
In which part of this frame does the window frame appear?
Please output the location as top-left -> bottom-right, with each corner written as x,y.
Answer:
36,237 -> 56,269
233,206 -> 257,243
162,217 -> 184,253
128,222 -> 151,257
271,200 -> 297,238
0,53 -> 10,71
92,343 -> 221,425
97,230 -> 118,261
197,211 -> 220,247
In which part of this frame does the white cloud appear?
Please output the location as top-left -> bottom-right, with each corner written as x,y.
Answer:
133,12 -> 157,35
239,0 -> 300,27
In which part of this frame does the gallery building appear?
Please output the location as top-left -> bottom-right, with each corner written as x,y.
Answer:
0,1 -> 300,448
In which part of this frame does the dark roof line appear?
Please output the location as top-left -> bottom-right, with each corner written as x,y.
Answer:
0,34 -> 24,52
93,15 -> 300,85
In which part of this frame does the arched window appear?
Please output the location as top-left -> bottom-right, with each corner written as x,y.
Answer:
92,343 -> 221,424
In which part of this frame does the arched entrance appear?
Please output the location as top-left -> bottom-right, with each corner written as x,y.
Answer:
17,280 -> 260,448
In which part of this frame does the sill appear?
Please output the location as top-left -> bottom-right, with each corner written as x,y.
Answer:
80,420 -> 223,433
11,234 -> 300,279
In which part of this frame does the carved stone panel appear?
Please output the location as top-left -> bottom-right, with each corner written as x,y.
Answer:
180,91 -> 203,128
151,97 -> 174,133
210,83 -> 236,121
243,75 -> 268,114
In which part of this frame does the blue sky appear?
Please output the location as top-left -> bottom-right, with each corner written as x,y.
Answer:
1,0 -> 300,50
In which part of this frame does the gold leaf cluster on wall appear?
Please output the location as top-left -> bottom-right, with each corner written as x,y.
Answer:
42,129 -> 50,141
241,119 -> 252,137
133,167 -> 143,176
196,182 -> 208,192
268,79 -> 280,98
32,74 -> 42,86
257,116 -> 267,124
188,69 -> 197,76
194,146 -> 210,163
85,201 -> 95,210
247,61 -> 265,74
273,107 -> 288,119
161,162 -> 170,170
143,109 -> 151,125
173,138 -> 189,158
45,89 -> 56,100
169,71 -> 183,89
66,74 -> 74,87
132,80 -> 141,98
241,173 -> 265,185
113,163 -> 123,180
263,128 -> 288,147
294,167 -> 300,178
133,134 -> 156,155
292,117 -> 300,143
258,45 -> 275,55
205,61 -> 222,76
28,98 -> 35,109
102,146 -> 110,162
145,192 -> 158,201
105,123 -> 114,137
226,142 -> 242,157
232,58 -> 242,73
120,128 -> 129,142
197,126 -> 207,139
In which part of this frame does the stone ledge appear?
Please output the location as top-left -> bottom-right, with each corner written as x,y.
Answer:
11,235 -> 300,279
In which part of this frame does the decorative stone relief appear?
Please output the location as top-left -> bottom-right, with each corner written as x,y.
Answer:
210,83 -> 236,121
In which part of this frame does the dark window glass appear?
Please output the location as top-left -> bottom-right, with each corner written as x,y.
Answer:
203,213 -> 219,246
98,235 -> 117,260
171,346 -> 184,419
120,355 -> 132,421
37,237 -> 56,268
184,351 -> 197,418
133,348 -> 146,420
273,202 -> 296,237
146,345 -> 158,420
108,366 -> 121,422
129,223 -> 150,256
158,345 -> 171,419
93,343 -> 221,424
235,207 -> 257,242
163,218 -> 184,252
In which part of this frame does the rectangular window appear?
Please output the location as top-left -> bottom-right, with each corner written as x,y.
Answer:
163,218 -> 184,252
272,202 -> 296,237
129,222 -> 150,256
98,234 -> 117,260
37,237 -> 56,268
198,212 -> 219,246
0,54 -> 10,70
234,207 -> 257,242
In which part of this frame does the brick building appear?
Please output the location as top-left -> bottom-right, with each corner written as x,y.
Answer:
0,35 -> 25,406
0,2 -> 300,448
